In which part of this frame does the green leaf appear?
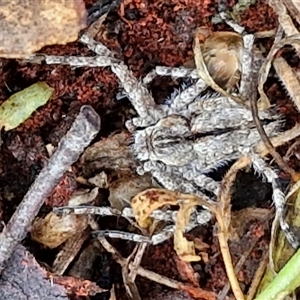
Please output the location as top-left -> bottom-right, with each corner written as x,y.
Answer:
0,82 -> 54,130
255,183 -> 300,299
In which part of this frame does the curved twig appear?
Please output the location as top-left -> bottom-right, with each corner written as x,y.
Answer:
254,28 -> 299,181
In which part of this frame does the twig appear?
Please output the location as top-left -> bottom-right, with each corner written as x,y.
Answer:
96,234 -> 217,299
254,123 -> 300,157
0,105 -> 101,274
246,248 -> 269,300
218,234 -> 261,300
122,245 -> 142,300
96,235 -> 180,289
216,156 -> 251,300
52,228 -> 91,275
251,76 -> 298,181
129,242 -> 148,282
252,27 -> 300,181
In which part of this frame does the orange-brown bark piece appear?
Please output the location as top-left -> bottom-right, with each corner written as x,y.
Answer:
0,0 -> 87,58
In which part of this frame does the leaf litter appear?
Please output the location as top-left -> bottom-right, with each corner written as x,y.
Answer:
2,0 -> 300,299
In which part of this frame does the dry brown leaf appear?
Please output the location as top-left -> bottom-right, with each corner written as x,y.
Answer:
174,198 -> 201,262
131,188 -> 179,228
31,188 -> 98,248
31,213 -> 89,249
108,173 -> 153,210
0,0 -> 87,58
81,131 -> 136,175
193,28 -> 247,107
283,0 -> 300,26
193,238 -> 210,263
131,189 -> 202,262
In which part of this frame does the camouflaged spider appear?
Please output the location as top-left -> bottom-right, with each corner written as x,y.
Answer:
108,36 -> 297,247
32,32 -> 298,248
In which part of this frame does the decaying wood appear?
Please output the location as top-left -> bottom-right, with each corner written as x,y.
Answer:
0,245 -> 68,300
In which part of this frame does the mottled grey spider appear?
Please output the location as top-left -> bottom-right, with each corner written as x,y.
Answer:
31,32 -> 298,248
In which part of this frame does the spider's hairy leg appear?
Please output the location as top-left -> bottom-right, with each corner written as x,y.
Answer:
151,168 -> 212,205
80,34 -> 166,128
150,167 -> 214,227
142,66 -> 199,85
111,64 -> 156,116
218,0 -> 245,34
125,108 -> 167,133
250,152 -> 300,248
143,160 -> 219,196
139,160 -> 218,202
239,34 -> 256,101
150,209 -> 212,245
79,33 -> 114,57
169,79 -> 207,112
177,163 -> 220,196
29,53 -> 120,68
110,64 -> 167,131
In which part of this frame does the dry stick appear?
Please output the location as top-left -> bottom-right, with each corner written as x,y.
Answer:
52,228 -> 91,275
255,28 -> 300,182
246,249 -> 269,300
0,105 -> 101,275
97,236 -> 180,289
215,156 -> 251,300
87,219 -> 181,289
88,205 -> 217,298
99,233 -> 217,300
122,245 -> 142,300
218,235 -> 260,300
129,243 -> 148,282
251,84 -> 298,181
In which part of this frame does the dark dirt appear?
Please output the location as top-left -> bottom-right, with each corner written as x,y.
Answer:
0,0 -> 299,299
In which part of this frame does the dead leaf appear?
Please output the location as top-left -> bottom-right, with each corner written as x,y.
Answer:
174,198 -> 201,262
109,173 -> 153,210
131,188 -> 180,228
31,188 -> 98,248
0,0 -> 87,58
131,189 -> 203,262
193,238 -> 210,263
193,28 -> 246,107
31,212 -> 88,249
81,131 -> 136,176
